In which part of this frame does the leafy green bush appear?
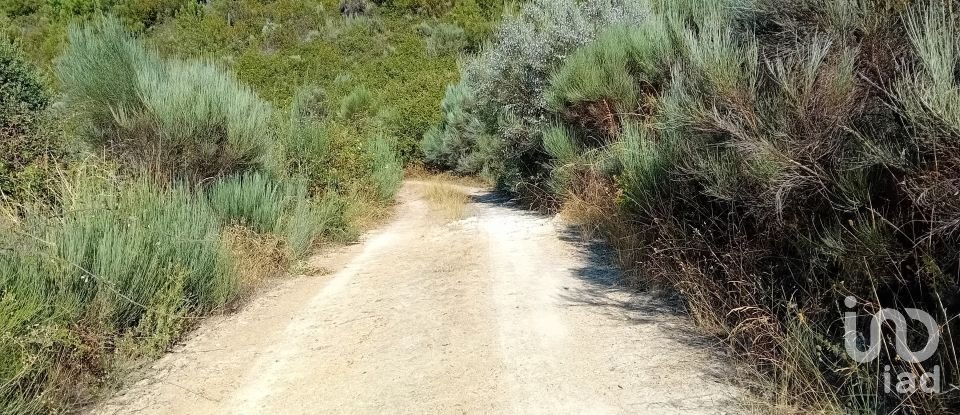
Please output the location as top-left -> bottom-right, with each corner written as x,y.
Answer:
57,16 -> 278,184
444,0 -> 503,46
46,0 -> 107,18
113,0 -> 193,29
0,36 -> 60,204
0,0 -> 41,17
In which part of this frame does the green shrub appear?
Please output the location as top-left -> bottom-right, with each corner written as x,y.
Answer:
207,172 -> 292,234
366,133 -> 402,201
421,82 -> 491,173
283,86 -> 333,192
425,0 -> 647,185
207,172 -> 344,257
381,0 -> 448,15
0,173 -> 235,413
547,22 -> 675,116
337,84 -> 374,119
0,36 -> 60,204
445,0 -> 503,46
418,21 -> 467,56
340,0 -> 372,17
114,0 -> 194,29
0,0 -> 41,17
428,0 -> 960,412
46,0 -> 107,18
284,190 -> 329,256
57,16 -> 277,184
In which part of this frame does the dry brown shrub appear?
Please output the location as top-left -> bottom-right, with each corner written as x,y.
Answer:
221,226 -> 290,304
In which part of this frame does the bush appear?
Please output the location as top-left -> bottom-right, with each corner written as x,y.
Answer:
0,36 -> 59,204
337,84 -> 374,120
425,0 -> 647,185
282,85 -> 333,192
207,172 -> 347,256
422,83 -> 477,168
340,0 -> 372,18
426,0 -> 960,412
366,133 -> 403,201
546,22 -> 675,136
444,0 -> 503,46
418,21 -> 467,56
207,172 -> 293,234
57,16 -> 277,184
0,174 -> 235,413
113,0 -> 193,29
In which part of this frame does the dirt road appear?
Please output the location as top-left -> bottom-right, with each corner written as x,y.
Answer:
94,182 -> 740,415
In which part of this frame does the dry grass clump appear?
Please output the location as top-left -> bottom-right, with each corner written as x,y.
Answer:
221,226 -> 290,304
422,180 -> 470,221
406,163 -> 491,188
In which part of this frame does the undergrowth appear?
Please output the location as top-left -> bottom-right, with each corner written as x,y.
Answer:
425,0 -> 960,413
0,3 -> 417,410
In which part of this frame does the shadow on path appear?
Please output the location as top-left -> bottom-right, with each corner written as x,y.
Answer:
470,189 -> 738,387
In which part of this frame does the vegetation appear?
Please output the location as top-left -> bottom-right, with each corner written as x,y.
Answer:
58,16 -> 279,184
0,37 -> 59,204
425,0 -> 960,413
422,180 -> 469,220
0,0 -> 501,411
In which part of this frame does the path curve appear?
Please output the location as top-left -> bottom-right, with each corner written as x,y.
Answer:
93,182 -> 740,415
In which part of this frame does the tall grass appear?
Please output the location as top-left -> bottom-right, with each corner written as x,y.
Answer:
206,172 -> 292,234
366,133 -> 403,201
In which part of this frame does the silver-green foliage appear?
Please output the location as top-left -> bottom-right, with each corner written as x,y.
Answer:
547,21 -> 674,112
464,0 -> 648,121
57,16 -> 276,183
424,0 -> 647,182
422,83 -> 491,173
0,175 -> 230,412
338,84 -> 374,120
419,22 -> 468,56
898,2 -> 960,137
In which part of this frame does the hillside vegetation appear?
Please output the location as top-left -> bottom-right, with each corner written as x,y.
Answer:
0,0 -> 497,412
425,0 -> 960,413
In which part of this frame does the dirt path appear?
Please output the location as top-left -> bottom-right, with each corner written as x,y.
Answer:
94,181 -> 741,415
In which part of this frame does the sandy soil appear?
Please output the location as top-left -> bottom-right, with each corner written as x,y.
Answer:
92,181 -> 742,415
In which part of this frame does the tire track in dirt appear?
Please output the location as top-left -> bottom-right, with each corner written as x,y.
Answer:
93,181 -> 741,415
